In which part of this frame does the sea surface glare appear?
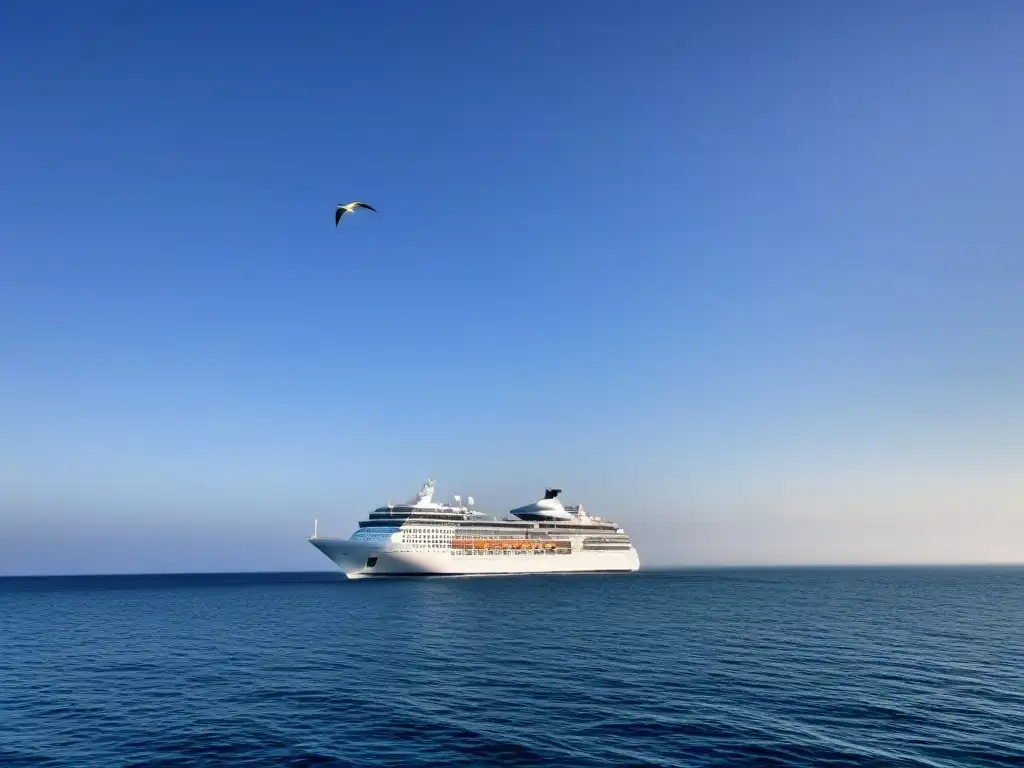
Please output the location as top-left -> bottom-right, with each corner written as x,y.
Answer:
1,568 -> 1022,767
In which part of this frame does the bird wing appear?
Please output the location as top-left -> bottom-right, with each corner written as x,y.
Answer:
353,202 -> 376,212
335,207 -> 345,226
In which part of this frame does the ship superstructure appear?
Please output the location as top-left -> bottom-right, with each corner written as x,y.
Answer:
308,478 -> 640,578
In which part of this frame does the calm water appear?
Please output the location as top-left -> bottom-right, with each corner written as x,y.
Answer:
1,568 -> 1022,767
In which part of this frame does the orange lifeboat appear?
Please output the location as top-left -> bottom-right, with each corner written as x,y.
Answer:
449,537 -> 571,551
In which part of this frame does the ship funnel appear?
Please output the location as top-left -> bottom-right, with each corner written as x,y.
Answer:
510,488 -> 573,521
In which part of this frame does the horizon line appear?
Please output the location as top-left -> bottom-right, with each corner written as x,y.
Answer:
3,562 -> 1024,580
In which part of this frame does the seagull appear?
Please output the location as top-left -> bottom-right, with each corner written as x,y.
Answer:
335,201 -> 377,226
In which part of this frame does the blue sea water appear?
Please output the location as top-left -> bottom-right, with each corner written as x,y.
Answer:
1,568 -> 1022,768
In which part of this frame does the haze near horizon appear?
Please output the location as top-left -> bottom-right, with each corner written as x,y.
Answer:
1,1 -> 1022,576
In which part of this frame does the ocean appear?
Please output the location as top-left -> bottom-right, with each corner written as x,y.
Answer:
1,568 -> 1021,767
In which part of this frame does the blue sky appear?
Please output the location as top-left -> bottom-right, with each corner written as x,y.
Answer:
1,1 -> 1022,574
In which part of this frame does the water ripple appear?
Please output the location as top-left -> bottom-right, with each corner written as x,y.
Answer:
2,567 -> 1023,767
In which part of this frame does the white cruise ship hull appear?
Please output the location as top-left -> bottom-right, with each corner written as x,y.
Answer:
310,537 -> 640,579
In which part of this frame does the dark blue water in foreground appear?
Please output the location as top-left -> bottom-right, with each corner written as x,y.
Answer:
2,568 -> 1022,768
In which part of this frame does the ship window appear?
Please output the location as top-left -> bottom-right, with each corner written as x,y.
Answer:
366,557 -> 378,568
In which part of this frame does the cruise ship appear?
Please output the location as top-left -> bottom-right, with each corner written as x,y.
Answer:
308,478 -> 640,578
